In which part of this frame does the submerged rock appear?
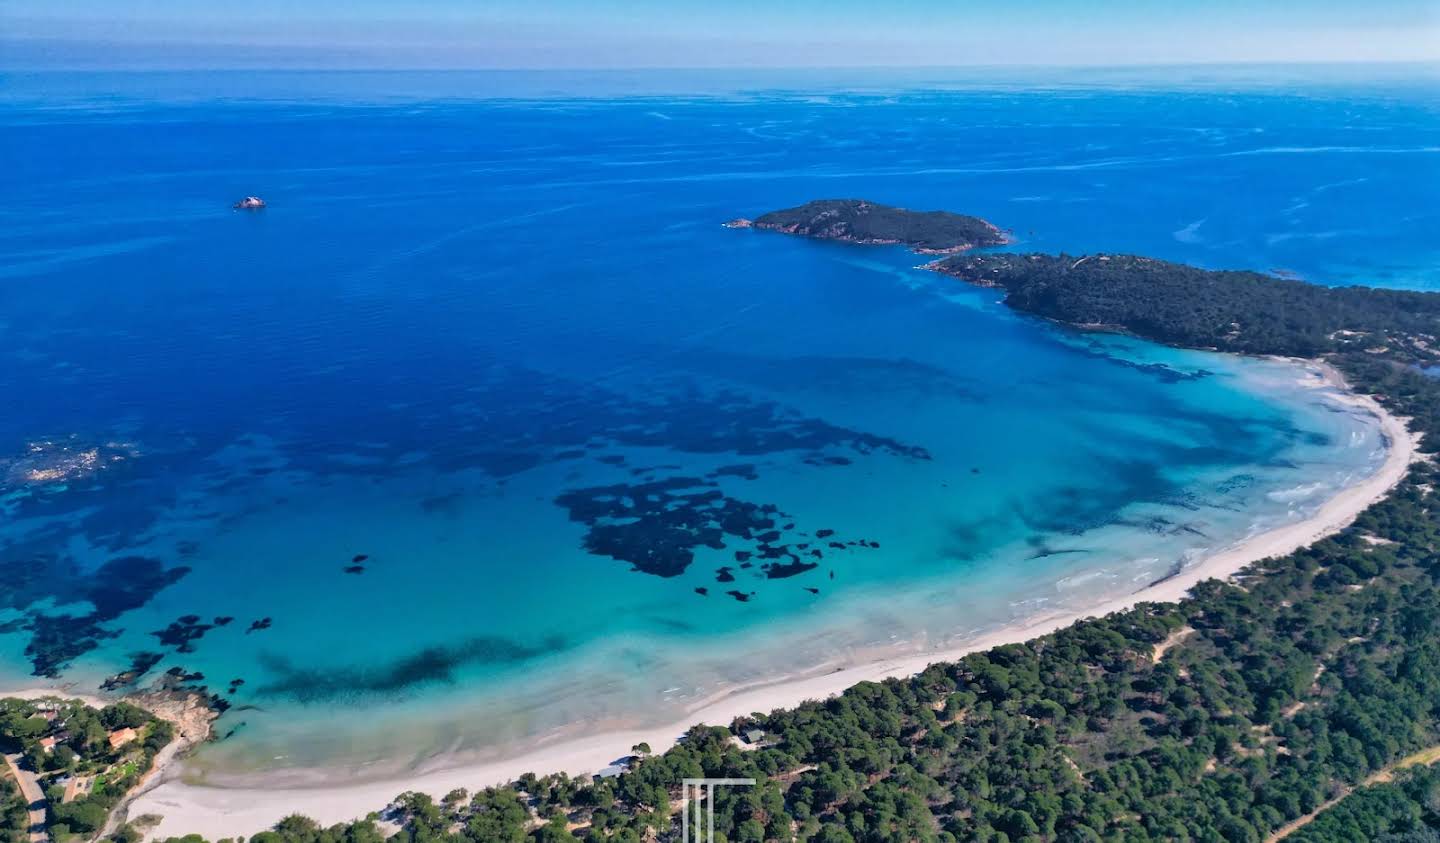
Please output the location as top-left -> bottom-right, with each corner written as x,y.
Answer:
233,196 -> 266,210
762,559 -> 819,579
152,615 -> 215,653
101,651 -> 165,691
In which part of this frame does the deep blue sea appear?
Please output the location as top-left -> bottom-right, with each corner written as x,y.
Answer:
0,68 -> 1433,779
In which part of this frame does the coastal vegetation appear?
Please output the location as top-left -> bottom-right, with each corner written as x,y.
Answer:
931,251 -> 1440,446
0,772 -> 26,843
20,209 -> 1440,842
0,697 -> 171,841
933,252 -> 1440,361
1286,764 -> 1440,841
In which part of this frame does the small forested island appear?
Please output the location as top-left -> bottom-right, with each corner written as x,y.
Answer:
726,199 -> 1010,254
18,203 -> 1440,843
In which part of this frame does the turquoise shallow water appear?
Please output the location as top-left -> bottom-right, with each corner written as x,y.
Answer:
0,69 -> 1427,778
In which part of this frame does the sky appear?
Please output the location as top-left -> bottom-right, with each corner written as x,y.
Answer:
4,0 -> 1439,70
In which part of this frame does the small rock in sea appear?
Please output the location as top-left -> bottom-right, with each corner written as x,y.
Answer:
716,567 -> 736,583
246,617 -> 273,634
804,587 -> 820,595
694,587 -> 708,596
233,196 -> 266,210
762,559 -> 818,579
971,467 -> 981,474
214,616 -> 234,626
829,542 -> 846,550
726,590 -> 755,602
816,529 -> 834,538
344,565 -> 365,574
735,551 -> 752,562
829,570 -> 835,580
810,549 -> 823,558
739,562 -> 753,569
352,554 -> 369,563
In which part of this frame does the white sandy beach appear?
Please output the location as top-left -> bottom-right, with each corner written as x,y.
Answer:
2,686 -> 108,709
117,360 -> 1422,841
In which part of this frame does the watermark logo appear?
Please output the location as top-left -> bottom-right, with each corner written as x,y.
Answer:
681,778 -> 754,843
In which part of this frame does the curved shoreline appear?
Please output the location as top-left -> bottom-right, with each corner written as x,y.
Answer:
120,359 -> 1422,841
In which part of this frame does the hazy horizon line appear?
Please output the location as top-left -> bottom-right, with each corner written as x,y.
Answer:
4,57 -> 1439,73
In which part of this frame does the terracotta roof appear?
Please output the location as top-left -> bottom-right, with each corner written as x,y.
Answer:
107,727 -> 138,749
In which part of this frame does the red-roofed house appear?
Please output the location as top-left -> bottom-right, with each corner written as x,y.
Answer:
107,727 -> 138,750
